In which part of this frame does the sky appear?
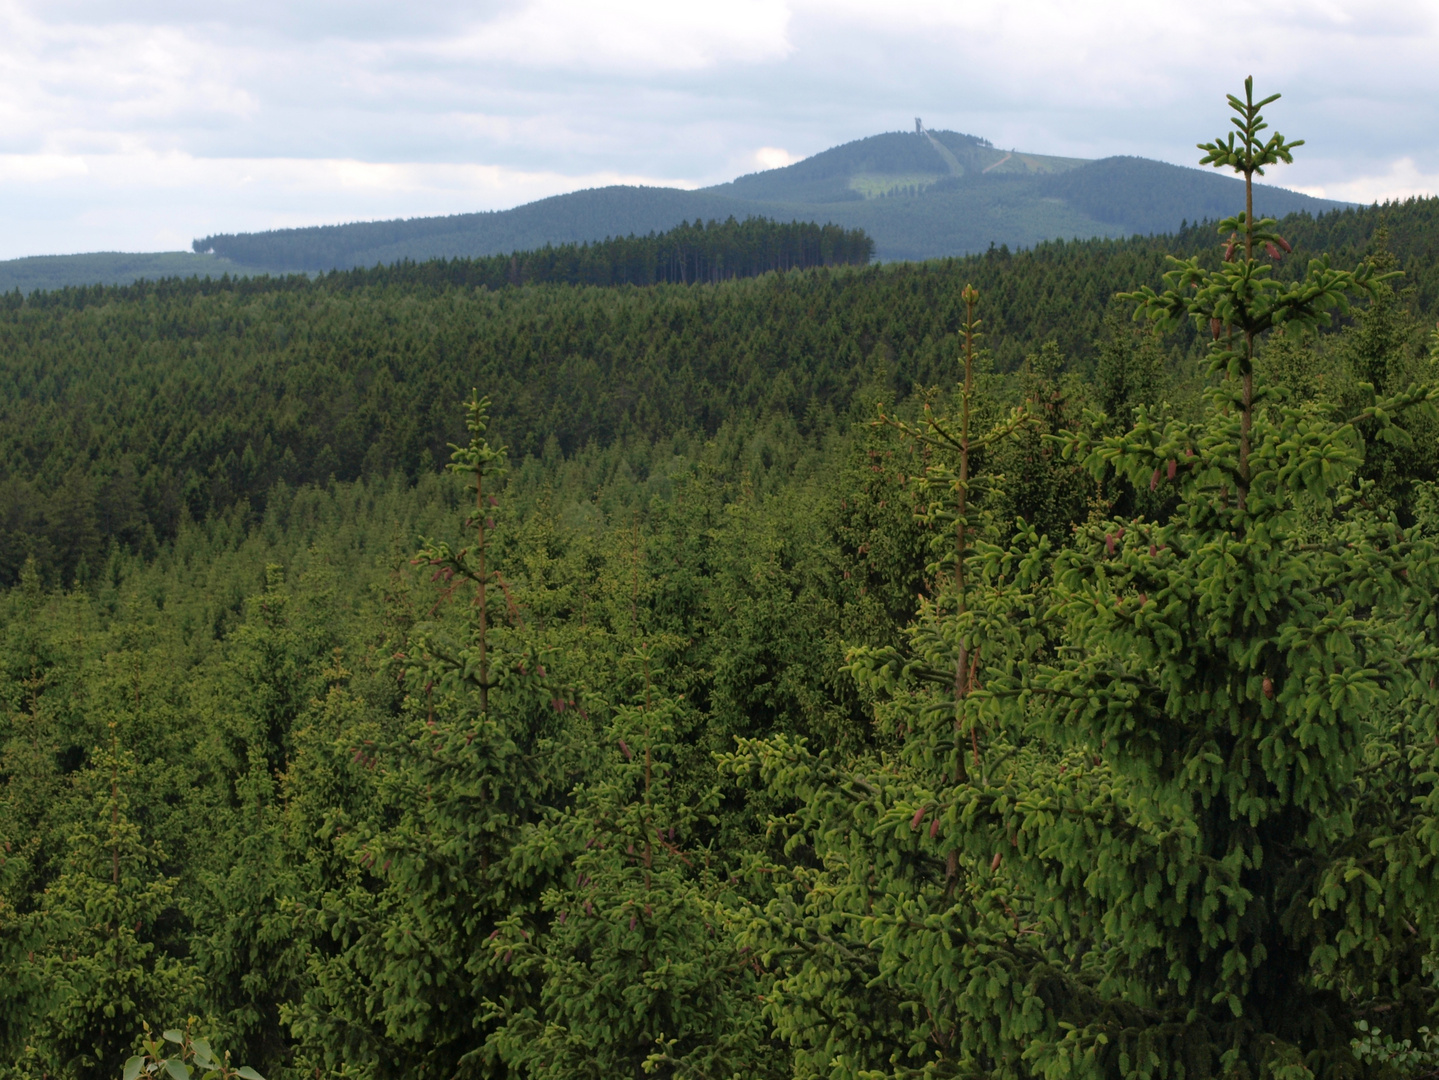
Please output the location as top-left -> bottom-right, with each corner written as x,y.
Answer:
3,0 -> 1438,260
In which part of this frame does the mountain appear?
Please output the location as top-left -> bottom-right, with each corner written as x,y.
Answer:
1,128 -> 1351,292
187,130 -> 1346,271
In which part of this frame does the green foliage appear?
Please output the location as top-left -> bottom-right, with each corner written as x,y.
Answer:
1349,1021 -> 1439,1076
290,397 -> 583,1079
3,81 -> 1439,1080
23,735 -> 203,1080
487,678 -> 783,1079
122,1019 -> 265,1080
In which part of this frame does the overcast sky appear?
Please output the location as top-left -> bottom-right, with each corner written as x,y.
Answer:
3,0 -> 1437,260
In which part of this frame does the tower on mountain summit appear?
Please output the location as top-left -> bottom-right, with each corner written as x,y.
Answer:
915,117 -> 923,135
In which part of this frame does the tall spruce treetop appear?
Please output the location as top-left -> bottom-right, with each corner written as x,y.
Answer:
1126,76 -> 1393,509
1021,79 -> 1439,1078
414,391 -> 515,715
732,80 -> 1439,1080
294,393 -> 571,1080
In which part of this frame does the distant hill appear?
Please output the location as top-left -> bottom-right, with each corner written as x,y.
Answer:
189,130 -> 1350,269
1,128 -> 1352,292
191,187 -> 771,275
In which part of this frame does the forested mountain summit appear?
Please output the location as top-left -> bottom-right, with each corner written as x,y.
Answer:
192,127 -> 1347,269
702,128 -> 1090,205
0,126 -> 1350,293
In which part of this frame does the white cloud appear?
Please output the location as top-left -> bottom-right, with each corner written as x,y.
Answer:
753,146 -> 797,170
0,154 -> 89,182
0,149 -> 694,259
1292,157 -> 1439,204
0,2 -> 259,150
2,0 -> 1438,257
439,0 -> 793,73
780,0 -> 1439,165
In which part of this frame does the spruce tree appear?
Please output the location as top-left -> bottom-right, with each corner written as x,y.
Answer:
24,731 -> 202,1080
732,80 -> 1439,1079
486,652 -> 781,1079
295,394 -> 575,1080
726,284 -> 1047,1077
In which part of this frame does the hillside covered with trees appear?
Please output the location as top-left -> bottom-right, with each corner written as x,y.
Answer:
192,133 -> 1346,270
3,84 -> 1439,1080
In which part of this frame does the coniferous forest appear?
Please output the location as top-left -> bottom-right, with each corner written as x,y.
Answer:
4,83 -> 1439,1080
196,217 -> 875,287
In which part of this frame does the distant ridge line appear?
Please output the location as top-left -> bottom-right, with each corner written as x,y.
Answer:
0,127 -> 1357,293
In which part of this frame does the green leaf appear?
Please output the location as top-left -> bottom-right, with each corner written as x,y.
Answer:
236,1067 -> 266,1080
124,1057 -> 145,1080
165,1060 -> 191,1080
162,1031 -> 184,1045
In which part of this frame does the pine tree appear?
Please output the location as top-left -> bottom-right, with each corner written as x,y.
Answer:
0,561 -> 64,1063
193,568 -> 330,1070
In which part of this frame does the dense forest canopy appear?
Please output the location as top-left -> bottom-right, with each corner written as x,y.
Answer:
318,217 -> 875,289
193,216 -> 872,285
3,82 -> 1439,1080
0,196 -> 1434,592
